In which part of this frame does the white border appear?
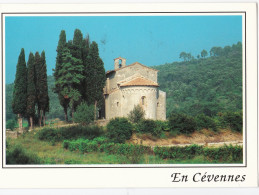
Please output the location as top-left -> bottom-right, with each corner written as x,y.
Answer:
0,3 -> 257,188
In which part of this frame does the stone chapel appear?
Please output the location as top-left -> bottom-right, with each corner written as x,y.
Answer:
103,57 -> 166,121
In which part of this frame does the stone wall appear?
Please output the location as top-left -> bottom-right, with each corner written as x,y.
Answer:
107,63 -> 158,91
157,90 -> 166,120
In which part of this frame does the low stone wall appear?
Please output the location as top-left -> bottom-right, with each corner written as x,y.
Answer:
6,130 -> 18,139
95,119 -> 109,127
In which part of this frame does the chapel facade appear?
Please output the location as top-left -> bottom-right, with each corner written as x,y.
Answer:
103,57 -> 166,120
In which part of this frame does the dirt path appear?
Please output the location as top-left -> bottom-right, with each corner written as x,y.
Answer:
129,129 -> 243,148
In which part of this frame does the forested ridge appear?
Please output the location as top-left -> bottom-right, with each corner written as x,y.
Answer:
6,42 -> 242,122
154,42 -> 242,117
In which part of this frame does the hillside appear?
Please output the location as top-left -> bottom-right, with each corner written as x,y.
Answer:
154,42 -> 242,117
5,42 -> 242,121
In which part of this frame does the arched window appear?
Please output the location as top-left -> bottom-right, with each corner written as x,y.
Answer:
141,96 -> 146,105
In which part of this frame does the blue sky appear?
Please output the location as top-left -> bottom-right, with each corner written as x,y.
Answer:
5,15 -> 242,84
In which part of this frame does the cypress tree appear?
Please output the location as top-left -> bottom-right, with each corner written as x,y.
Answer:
54,30 -> 70,122
12,48 -> 27,131
56,45 -> 84,121
34,51 -> 42,126
85,41 -> 106,119
39,51 -> 49,126
26,52 -> 36,129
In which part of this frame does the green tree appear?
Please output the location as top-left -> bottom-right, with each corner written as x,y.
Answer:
201,49 -> 208,58
26,52 -> 36,129
128,104 -> 145,123
85,41 -> 106,119
12,48 -> 27,131
53,30 -> 70,122
74,102 -> 95,125
179,52 -> 187,61
56,46 -> 84,121
34,52 -> 41,125
39,51 -> 49,126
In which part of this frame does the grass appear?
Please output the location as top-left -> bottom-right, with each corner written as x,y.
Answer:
6,129 -> 242,165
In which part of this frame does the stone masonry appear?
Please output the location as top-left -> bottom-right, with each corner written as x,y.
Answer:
103,57 -> 166,120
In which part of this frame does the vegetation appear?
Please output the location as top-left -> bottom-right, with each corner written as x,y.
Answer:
36,125 -> 104,144
12,48 -> 27,130
169,113 -> 196,134
107,118 -> 133,143
73,102 -> 95,125
128,105 -> 145,123
155,42 -> 242,117
53,29 -> 105,121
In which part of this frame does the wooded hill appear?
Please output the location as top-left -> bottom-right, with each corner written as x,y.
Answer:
6,42 -> 242,122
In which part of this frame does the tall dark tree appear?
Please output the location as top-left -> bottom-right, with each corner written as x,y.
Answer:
54,30 -> 70,121
80,34 -> 90,101
55,46 -> 84,121
12,48 -> 27,131
39,51 -> 49,126
85,41 -> 106,119
34,52 -> 41,125
26,52 -> 36,129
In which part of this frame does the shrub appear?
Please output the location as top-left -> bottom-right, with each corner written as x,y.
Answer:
136,119 -> 161,137
37,127 -> 61,143
6,143 -> 41,164
195,114 -> 217,131
107,118 -> 133,143
128,105 -> 145,123
74,102 -> 95,125
169,113 -> 196,134
219,111 -> 242,132
37,125 -> 104,143
6,119 -> 16,131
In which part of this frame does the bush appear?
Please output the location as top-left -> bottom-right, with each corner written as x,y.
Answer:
195,114 -> 217,131
74,102 -> 95,125
107,118 -> 133,143
136,119 -> 161,137
37,125 -> 104,143
128,105 -> 145,123
169,113 -> 196,134
6,143 -> 41,164
219,111 -> 242,132
6,119 -> 16,131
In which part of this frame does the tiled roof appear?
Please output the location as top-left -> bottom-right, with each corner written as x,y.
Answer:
120,77 -> 159,87
106,62 -> 159,74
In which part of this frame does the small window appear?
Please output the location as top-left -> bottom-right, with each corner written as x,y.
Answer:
119,59 -> 122,68
157,102 -> 159,107
117,102 -> 119,106
141,96 -> 146,105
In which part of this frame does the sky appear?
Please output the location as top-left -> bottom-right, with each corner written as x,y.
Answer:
5,15 -> 242,84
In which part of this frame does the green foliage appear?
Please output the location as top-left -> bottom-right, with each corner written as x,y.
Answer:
85,41 -> 106,106
154,144 -> 243,162
26,52 -> 36,117
169,113 -> 196,134
155,42 -> 242,117
6,141 -> 41,164
37,125 -> 104,143
136,119 -> 161,137
219,111 -> 243,132
74,102 -> 95,125
128,105 -> 145,123
154,144 -> 203,159
195,114 -> 217,131
6,119 -> 16,130
201,49 -> 208,58
12,48 -> 27,116
107,118 -> 133,143
39,51 -> 50,116
203,145 -> 243,162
